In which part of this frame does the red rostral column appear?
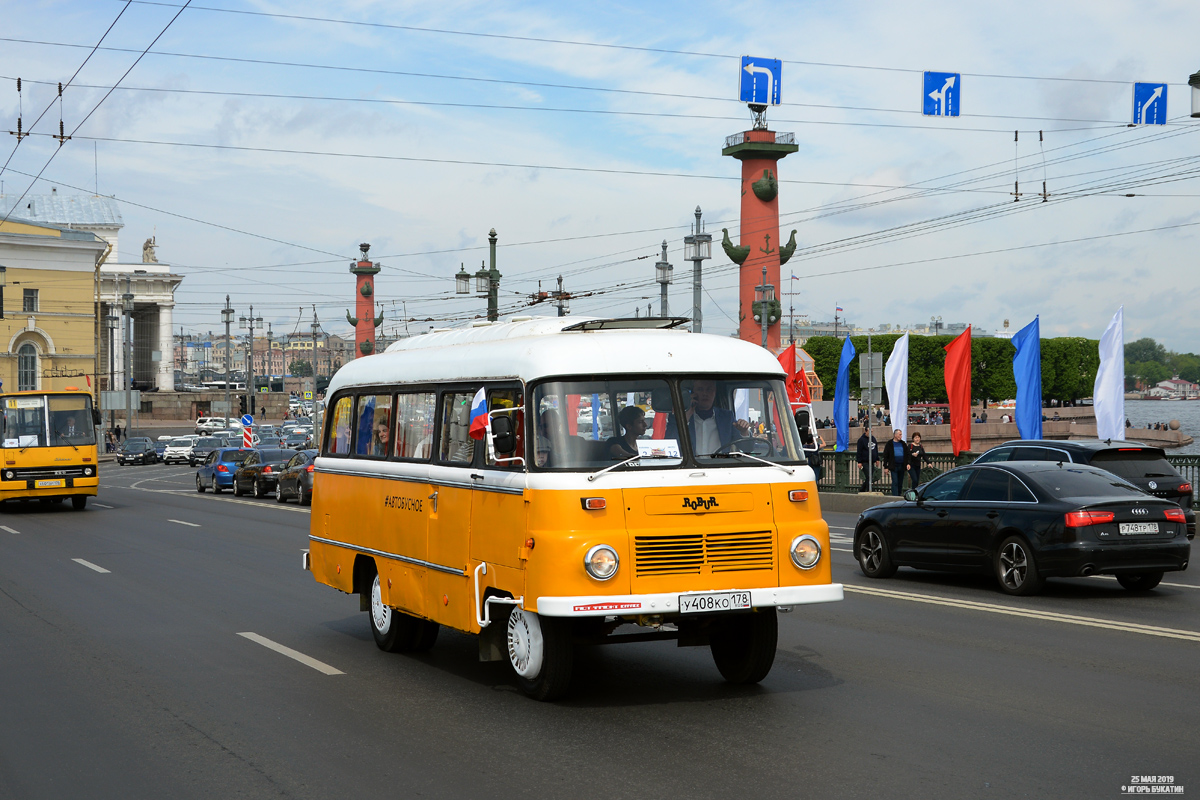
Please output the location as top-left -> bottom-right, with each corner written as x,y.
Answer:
721,127 -> 798,349
347,242 -> 383,358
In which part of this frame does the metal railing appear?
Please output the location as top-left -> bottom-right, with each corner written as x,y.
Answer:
811,450 -> 1200,508
724,131 -> 797,148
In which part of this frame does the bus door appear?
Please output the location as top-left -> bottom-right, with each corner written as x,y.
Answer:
427,390 -> 478,630
469,388 -> 527,574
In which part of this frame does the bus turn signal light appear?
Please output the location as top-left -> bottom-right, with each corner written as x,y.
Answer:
581,497 -> 606,511
1065,510 -> 1115,527
1164,507 -> 1186,523
788,489 -> 808,502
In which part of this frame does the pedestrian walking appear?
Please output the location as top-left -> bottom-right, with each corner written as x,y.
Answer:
856,427 -> 880,492
881,429 -> 910,496
908,432 -> 926,490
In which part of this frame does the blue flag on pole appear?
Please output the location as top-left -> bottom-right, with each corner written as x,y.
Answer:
1011,316 -> 1042,441
834,336 -> 857,452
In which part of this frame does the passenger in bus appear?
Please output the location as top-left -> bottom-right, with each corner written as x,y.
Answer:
668,379 -> 751,455
606,405 -> 646,459
535,408 -> 562,467
371,417 -> 391,456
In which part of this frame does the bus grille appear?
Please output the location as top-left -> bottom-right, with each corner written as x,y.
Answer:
633,532 -> 774,577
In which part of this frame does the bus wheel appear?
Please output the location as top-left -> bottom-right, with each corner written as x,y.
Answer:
710,608 -> 778,685
71,496 -> 87,511
506,608 -> 573,701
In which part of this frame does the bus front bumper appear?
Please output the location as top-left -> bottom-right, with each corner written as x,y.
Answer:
536,583 -> 843,617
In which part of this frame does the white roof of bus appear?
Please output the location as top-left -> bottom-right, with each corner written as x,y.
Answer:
326,316 -> 785,392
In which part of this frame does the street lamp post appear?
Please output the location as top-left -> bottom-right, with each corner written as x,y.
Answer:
310,306 -> 322,387
655,240 -> 673,317
221,296 -> 234,427
239,305 -> 263,415
0,265 -> 7,319
122,277 -> 134,436
471,228 -> 502,322
105,314 -> 118,430
931,315 -> 943,336
754,263 -> 776,350
682,206 -> 712,332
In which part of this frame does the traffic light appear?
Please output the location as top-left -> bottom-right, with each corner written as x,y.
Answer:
239,395 -> 247,415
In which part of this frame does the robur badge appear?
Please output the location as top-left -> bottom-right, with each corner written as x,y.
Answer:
682,496 -> 719,511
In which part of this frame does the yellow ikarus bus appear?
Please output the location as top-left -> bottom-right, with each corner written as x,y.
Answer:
1,388 -> 100,510
305,318 -> 842,699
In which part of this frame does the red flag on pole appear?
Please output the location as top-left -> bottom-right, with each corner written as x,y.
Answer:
944,326 -> 972,456
776,343 -> 811,407
795,362 -> 812,405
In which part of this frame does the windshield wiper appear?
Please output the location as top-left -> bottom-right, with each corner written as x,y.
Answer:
707,451 -> 795,475
52,429 -> 79,451
587,454 -> 678,482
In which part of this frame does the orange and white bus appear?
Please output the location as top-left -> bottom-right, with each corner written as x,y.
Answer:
304,317 -> 842,699
1,388 -> 100,510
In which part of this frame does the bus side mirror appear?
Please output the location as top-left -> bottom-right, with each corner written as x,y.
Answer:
491,415 -> 516,455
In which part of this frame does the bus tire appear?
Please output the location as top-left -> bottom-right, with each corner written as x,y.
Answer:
71,496 -> 87,511
507,608 -> 573,701
369,573 -> 410,653
710,608 -> 778,685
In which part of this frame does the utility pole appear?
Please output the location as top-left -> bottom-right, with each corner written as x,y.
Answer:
655,240 -> 673,317
105,313 -> 118,431
683,206 -> 711,332
311,306 -> 322,386
221,296 -> 234,426
122,277 -> 133,436
240,305 -> 262,415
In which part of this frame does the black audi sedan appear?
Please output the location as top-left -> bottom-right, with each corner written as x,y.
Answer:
855,461 -> 1190,596
232,449 -> 294,498
117,440 -> 156,466
974,439 -> 1194,539
275,449 -> 317,506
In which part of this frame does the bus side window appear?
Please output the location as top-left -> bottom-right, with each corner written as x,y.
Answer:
438,391 -> 477,465
395,392 -> 436,460
324,396 -> 354,455
354,394 -> 393,457
486,389 -> 523,467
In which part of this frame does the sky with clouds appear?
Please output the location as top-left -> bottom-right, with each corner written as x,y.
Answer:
1,0 -> 1198,349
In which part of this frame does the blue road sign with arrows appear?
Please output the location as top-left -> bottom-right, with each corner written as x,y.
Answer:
923,71 -> 961,117
1132,83 -> 1168,125
241,414 -> 253,427
739,56 -> 782,105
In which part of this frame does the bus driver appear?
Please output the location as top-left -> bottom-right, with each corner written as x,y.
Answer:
667,379 -> 751,455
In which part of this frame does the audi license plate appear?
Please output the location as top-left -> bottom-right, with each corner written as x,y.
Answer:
678,591 -> 752,614
1119,522 -> 1159,535
35,479 -> 63,488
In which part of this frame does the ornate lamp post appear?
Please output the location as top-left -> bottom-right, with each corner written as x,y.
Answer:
655,240 -> 673,317
471,229 -> 502,321
455,263 -> 471,296
753,264 -> 776,349
683,207 -> 711,332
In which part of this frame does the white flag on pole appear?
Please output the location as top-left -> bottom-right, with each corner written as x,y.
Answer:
1093,306 -> 1125,441
884,332 -> 910,441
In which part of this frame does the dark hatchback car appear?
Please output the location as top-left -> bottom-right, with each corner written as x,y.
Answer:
188,436 -> 222,467
275,449 -> 317,506
855,461 -> 1190,595
117,440 -> 156,466
974,439 -> 1195,539
233,449 -> 294,498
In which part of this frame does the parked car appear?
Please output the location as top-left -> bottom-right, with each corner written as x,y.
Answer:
163,436 -> 198,465
195,448 -> 254,493
854,461 -> 1191,595
117,440 -> 156,466
974,439 -> 1195,539
276,449 -> 318,505
232,449 -> 294,498
189,436 -> 223,466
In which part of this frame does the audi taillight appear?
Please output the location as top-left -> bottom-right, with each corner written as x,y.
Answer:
1065,510 -> 1115,527
1164,508 -> 1186,524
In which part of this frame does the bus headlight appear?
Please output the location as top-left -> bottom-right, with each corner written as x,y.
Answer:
790,535 -> 821,570
3,470 -> 12,480
83,467 -> 94,477
584,544 -> 619,581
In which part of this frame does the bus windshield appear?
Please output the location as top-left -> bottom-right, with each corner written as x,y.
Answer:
2,394 -> 95,448
530,376 -> 802,470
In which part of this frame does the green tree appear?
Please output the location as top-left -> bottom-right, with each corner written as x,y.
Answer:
289,359 -> 313,377
1125,337 -> 1166,364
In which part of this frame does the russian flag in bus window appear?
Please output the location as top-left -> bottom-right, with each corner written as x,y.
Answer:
468,387 -> 488,440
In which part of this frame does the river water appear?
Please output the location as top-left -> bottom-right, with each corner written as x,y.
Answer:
1124,399 -> 1200,455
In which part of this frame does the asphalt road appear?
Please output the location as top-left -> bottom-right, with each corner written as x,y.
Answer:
1,462 -> 1197,799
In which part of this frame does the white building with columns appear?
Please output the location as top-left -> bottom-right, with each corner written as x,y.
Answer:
0,192 -> 183,392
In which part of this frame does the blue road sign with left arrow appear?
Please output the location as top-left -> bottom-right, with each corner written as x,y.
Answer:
241,414 -> 253,427
1132,82 -> 1168,125
740,56 -> 782,105
923,71 -> 961,117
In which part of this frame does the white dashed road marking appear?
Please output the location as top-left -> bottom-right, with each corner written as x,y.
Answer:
93,503 -> 114,509
72,558 -> 111,574
844,584 -> 1200,643
1,525 -> 19,535
237,632 -> 343,675
168,519 -> 200,527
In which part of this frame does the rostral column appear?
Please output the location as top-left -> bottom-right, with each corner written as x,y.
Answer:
347,242 -> 384,358
721,125 -> 798,349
